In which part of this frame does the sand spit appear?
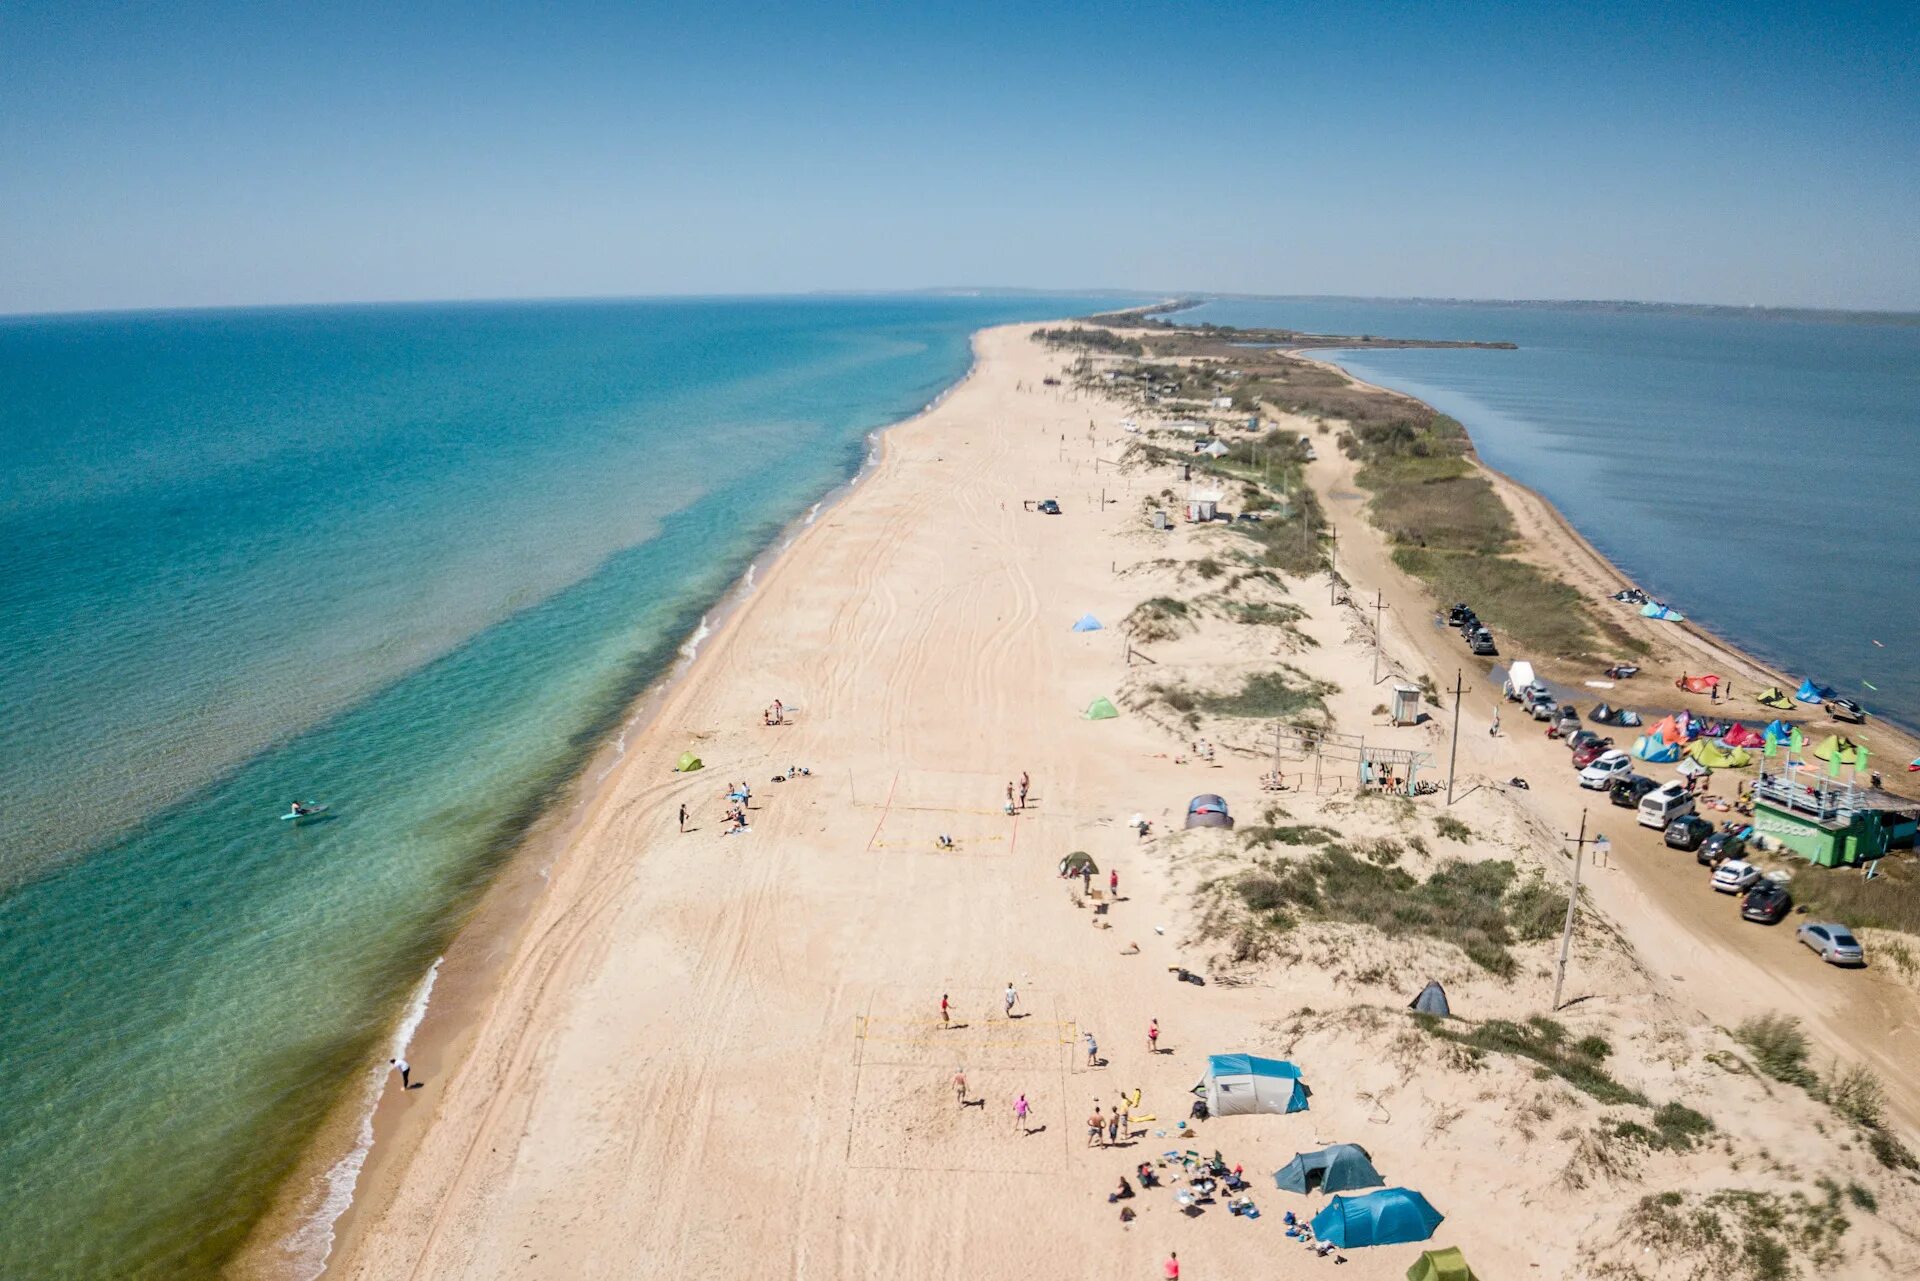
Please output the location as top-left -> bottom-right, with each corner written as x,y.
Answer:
323,324 -> 1920,1281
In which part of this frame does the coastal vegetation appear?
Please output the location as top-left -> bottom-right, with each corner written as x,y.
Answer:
1733,1014 -> 1916,1171
1215,851 -> 1564,975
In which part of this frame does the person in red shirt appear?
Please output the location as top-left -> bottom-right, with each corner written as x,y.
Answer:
1164,1252 -> 1180,1279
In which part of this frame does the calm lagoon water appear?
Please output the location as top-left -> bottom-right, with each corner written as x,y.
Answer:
0,294 -> 1130,1278
1179,298 -> 1920,737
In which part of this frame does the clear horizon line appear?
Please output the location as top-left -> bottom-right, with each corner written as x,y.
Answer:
4,286 -> 1917,324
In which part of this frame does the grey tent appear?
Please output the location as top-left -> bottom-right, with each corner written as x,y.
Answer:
1408,981 -> 1450,1017
1184,794 -> 1234,830
1274,1144 -> 1385,1195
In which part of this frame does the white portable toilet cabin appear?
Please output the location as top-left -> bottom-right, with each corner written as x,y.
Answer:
1390,684 -> 1421,726
1184,490 -> 1222,523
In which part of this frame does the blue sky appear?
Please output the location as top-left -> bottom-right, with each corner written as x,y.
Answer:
3,1 -> 1916,313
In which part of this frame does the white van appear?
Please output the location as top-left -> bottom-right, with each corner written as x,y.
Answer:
1638,781 -> 1695,829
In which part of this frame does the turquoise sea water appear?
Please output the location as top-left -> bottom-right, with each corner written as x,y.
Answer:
0,295 -> 1129,1278
1179,298 -> 1920,738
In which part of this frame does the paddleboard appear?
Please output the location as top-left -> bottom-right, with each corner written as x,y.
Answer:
280,805 -> 330,823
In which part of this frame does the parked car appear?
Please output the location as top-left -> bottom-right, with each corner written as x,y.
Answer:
1796,922 -> 1866,966
1554,704 -> 1581,726
1469,629 -> 1498,656
1566,729 -> 1605,755
1665,814 -> 1715,850
1610,776 -> 1660,808
1696,830 -> 1747,868
1824,697 -> 1867,724
1571,739 -> 1615,769
1579,750 -> 1634,789
1521,685 -> 1553,713
1711,859 -> 1762,893
1639,780 -> 1696,828
1036,498 -> 1061,515
1530,696 -> 1559,721
1742,880 -> 1792,924
1446,603 -> 1476,626
1234,512 -> 1264,523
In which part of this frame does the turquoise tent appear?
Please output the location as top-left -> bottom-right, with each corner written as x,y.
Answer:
1311,1188 -> 1443,1248
1071,614 -> 1104,632
1196,1054 -> 1308,1115
1274,1144 -> 1384,1195
1631,734 -> 1680,763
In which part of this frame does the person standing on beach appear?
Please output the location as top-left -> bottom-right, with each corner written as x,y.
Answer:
1004,981 -> 1020,1018
940,993 -> 950,1027
1014,1093 -> 1030,1131
389,1057 -> 412,1090
1085,1031 -> 1099,1067
1490,712 -> 1500,737
1110,867 -> 1120,898
678,802 -> 688,833
953,1068 -> 967,1105
1088,1104 -> 1105,1147
1006,781 -> 1015,812
1019,771 -> 1030,809
1164,1251 -> 1180,1280
1148,1018 -> 1160,1054
1109,1104 -> 1122,1145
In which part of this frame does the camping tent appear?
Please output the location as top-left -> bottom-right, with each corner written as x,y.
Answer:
1196,1054 -> 1309,1116
1632,735 -> 1681,763
674,752 -> 704,772
1274,1144 -> 1385,1195
1723,723 -> 1765,748
1083,697 -> 1119,720
1408,981 -> 1450,1017
1201,440 -> 1231,458
1071,614 -> 1104,632
1311,1188 -> 1443,1248
1677,674 -> 1722,694
1185,794 -> 1234,830
1811,735 -> 1863,765
1688,740 -> 1752,769
1640,602 -> 1685,622
1756,686 -> 1795,710
1796,679 -> 1837,704
1407,1247 -> 1479,1281
1058,851 -> 1099,877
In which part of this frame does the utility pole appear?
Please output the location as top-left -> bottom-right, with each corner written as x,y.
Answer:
1445,669 -> 1468,805
1552,811 -> 1604,1011
1370,590 -> 1389,685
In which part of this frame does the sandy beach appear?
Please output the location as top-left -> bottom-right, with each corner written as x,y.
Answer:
313,322 -> 1920,1281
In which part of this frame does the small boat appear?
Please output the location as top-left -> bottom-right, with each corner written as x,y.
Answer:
280,804 -> 330,824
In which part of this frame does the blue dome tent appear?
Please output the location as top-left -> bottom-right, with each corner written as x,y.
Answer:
1311,1188 -> 1444,1248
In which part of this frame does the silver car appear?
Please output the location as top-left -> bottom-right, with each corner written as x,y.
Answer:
1796,922 -> 1865,966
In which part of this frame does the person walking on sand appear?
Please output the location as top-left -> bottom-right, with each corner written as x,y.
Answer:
1148,1017 -> 1160,1054
1014,1093 -> 1030,1131
1164,1251 -> 1180,1280
1088,1105 -> 1105,1147
1490,712 -> 1501,737
1109,1103 -> 1122,1145
952,1068 -> 967,1105
389,1057 -> 412,1090
1019,771 -> 1030,809
1004,981 -> 1020,1019
678,802 -> 688,833
941,993 -> 950,1027
1085,1031 -> 1099,1067
1110,867 -> 1119,898
1006,781 -> 1016,812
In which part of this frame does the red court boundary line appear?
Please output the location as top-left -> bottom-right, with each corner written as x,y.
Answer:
865,771 -> 900,851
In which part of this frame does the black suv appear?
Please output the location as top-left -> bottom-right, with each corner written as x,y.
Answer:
1610,776 -> 1660,808
1664,815 -> 1714,851
1742,880 -> 1792,924
1696,830 -> 1747,867
1446,603 -> 1476,626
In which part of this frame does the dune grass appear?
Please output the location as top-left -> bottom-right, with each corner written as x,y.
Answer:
1392,547 -> 1596,657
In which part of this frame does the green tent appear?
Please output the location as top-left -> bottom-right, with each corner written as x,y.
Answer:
1407,1247 -> 1477,1281
674,751 -> 704,772
1083,696 -> 1119,720
1059,851 -> 1099,876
